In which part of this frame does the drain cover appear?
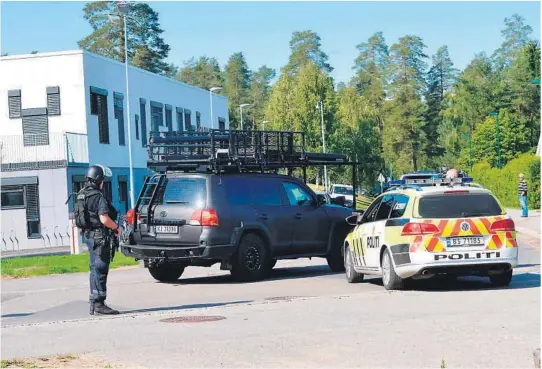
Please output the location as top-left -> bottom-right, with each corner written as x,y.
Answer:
160,316 -> 226,323
265,296 -> 308,301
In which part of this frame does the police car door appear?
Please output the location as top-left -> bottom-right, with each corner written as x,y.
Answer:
362,194 -> 395,267
352,196 -> 382,268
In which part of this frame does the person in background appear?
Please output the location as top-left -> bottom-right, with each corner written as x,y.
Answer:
518,173 -> 528,217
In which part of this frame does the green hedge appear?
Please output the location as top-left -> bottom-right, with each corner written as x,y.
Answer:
471,153 -> 540,209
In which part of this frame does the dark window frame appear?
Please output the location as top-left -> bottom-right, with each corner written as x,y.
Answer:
90,88 -> 109,144
114,93 -> 125,146
46,86 -> 61,116
8,89 -> 22,119
176,107 -> 184,132
135,114 -> 140,140
165,105 -> 173,132
184,109 -> 192,131
1,187 -> 26,209
218,117 -> 226,131
140,99 -> 147,147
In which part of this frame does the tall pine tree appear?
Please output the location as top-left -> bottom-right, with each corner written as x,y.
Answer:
224,52 -> 252,129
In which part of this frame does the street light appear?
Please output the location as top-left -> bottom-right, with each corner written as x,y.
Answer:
489,111 -> 501,169
316,101 -> 328,190
209,87 -> 222,130
239,104 -> 250,130
117,1 -> 135,208
262,120 -> 270,131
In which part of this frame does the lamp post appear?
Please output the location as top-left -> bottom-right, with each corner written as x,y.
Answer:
209,87 -> 222,129
117,1 -> 135,208
316,101 -> 328,190
489,111 -> 501,169
239,103 -> 250,130
262,120 -> 270,131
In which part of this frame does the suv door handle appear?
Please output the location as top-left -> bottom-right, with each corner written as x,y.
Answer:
258,214 -> 268,221
295,213 -> 302,219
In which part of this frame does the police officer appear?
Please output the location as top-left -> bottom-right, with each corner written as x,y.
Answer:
78,164 -> 123,315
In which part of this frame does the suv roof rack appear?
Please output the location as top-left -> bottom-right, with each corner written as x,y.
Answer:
147,129 -> 355,173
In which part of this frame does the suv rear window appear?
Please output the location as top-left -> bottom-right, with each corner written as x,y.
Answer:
162,177 -> 206,206
418,193 -> 503,219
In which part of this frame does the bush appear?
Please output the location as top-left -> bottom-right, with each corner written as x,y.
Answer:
471,153 -> 540,209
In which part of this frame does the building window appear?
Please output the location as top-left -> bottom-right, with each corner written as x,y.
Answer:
90,87 -> 109,144
103,180 -> 113,202
114,93 -> 125,146
46,86 -> 61,116
140,99 -> 147,147
8,89 -> 21,119
135,114 -> 140,140
72,175 -> 86,195
150,101 -> 163,132
118,176 -> 128,213
196,111 -> 201,131
165,105 -> 173,132
22,108 -> 49,146
24,183 -> 41,239
176,107 -> 184,132
1,187 -> 25,209
218,117 -> 226,131
184,109 -> 192,131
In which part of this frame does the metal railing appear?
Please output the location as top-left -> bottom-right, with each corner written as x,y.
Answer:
0,132 -> 89,169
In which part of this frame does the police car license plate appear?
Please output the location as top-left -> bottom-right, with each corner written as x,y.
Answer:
156,226 -> 178,234
447,237 -> 483,247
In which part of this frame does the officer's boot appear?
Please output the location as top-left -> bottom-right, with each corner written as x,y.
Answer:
90,302 -> 120,315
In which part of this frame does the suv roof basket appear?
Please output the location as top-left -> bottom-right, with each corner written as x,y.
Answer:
147,129 -> 354,173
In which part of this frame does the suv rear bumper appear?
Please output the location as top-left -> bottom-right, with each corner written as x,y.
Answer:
121,244 -> 235,263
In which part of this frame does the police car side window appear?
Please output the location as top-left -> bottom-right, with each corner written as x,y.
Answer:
362,197 -> 382,223
390,194 -> 409,219
375,195 -> 394,221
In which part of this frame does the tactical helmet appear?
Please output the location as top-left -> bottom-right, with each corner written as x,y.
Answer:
86,164 -> 112,183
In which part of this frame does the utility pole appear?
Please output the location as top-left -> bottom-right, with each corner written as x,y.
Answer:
317,101 -> 327,190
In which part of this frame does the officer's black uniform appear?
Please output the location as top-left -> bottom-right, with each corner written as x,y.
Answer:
78,165 -> 120,315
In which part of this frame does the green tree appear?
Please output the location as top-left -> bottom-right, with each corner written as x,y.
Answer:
224,52 -> 252,129
265,73 -> 296,131
78,1 -> 172,75
283,30 -> 333,75
249,66 -> 276,129
424,45 -> 457,165
352,32 -> 389,142
469,109 -> 531,167
176,56 -> 224,90
384,35 -> 429,173
493,13 -> 533,69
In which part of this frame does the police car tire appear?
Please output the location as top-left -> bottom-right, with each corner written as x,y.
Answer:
489,269 -> 513,287
230,233 -> 270,282
381,248 -> 404,290
148,264 -> 185,282
345,245 -> 364,283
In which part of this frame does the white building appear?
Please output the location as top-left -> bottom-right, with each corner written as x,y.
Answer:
0,50 -> 229,251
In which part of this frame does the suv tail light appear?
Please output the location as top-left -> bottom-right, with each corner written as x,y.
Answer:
190,209 -> 219,227
490,218 -> 515,232
401,222 -> 440,236
126,208 -> 135,225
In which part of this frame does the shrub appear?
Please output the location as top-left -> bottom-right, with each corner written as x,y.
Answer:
471,153 -> 540,209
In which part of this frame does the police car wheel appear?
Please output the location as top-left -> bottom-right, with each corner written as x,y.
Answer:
381,248 -> 404,290
489,269 -> 513,287
148,264 -> 185,282
345,245 -> 364,283
230,233 -> 270,282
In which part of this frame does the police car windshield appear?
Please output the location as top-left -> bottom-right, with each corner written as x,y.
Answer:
163,177 -> 206,206
334,186 -> 353,195
418,193 -> 502,219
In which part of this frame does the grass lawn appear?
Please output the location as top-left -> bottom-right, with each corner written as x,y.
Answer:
1,252 -> 139,279
307,184 -> 374,210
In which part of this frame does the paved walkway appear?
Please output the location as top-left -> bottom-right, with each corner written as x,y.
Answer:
507,208 -> 540,247
0,246 -> 71,259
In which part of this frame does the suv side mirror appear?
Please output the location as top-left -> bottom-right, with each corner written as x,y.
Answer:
316,194 -> 326,206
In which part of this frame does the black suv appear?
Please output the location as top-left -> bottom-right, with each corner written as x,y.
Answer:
121,172 -> 353,282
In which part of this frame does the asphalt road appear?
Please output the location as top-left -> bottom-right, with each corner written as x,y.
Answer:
1,236 -> 540,368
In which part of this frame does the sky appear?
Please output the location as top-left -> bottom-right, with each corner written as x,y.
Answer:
1,1 -> 541,84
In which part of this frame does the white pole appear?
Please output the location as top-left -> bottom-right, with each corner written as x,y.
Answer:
319,101 -> 328,191
209,90 -> 214,130
123,13 -> 135,208
240,106 -> 244,130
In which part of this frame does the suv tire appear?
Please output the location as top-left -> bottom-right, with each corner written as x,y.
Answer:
326,242 -> 345,273
345,245 -> 364,283
381,248 -> 404,290
230,233 -> 270,282
148,264 -> 185,282
489,269 -> 513,287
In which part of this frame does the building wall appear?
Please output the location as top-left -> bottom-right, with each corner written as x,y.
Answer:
82,52 -> 230,171
0,51 -> 87,135
1,168 -> 70,251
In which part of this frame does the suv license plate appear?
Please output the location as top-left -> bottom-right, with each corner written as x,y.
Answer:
156,226 -> 178,234
447,237 -> 483,247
